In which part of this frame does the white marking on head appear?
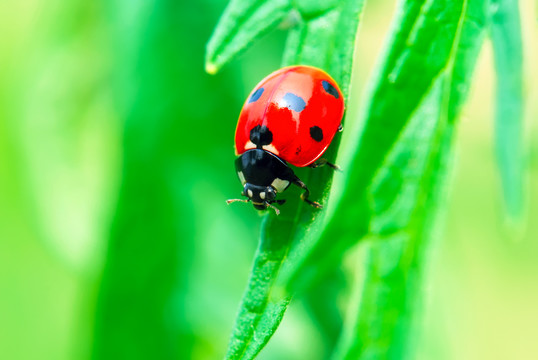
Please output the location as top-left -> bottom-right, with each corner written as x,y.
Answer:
260,192 -> 266,200
238,171 -> 246,185
271,178 -> 289,193
247,189 -> 253,198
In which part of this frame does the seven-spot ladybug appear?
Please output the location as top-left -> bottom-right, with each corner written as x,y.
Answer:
227,65 -> 345,214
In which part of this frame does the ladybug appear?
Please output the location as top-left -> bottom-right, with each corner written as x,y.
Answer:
227,65 -> 345,214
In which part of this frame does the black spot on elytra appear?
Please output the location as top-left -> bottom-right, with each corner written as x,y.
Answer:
310,126 -> 323,142
281,92 -> 306,112
322,80 -> 339,99
248,87 -> 264,103
250,125 -> 273,148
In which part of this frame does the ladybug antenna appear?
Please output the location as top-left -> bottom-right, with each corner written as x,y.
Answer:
265,202 -> 281,215
226,198 -> 250,205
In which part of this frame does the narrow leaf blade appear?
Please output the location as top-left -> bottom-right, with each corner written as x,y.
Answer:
333,0 -> 488,357
205,0 -> 291,73
281,0 -> 471,293
490,0 -> 525,221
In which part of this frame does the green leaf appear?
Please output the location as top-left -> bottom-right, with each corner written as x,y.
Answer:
205,0 -> 291,74
93,5 -> 195,356
301,268 -> 346,357
282,0 -> 364,99
489,0 -> 525,221
207,0 -> 365,358
332,0 -> 487,358
332,79 -> 452,360
224,220 -> 291,360
280,0 -> 474,293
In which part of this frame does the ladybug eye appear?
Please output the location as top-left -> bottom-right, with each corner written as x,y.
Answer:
248,87 -> 264,103
322,80 -> 339,99
281,92 -> 306,112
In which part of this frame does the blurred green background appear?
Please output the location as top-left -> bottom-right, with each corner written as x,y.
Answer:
0,0 -> 537,359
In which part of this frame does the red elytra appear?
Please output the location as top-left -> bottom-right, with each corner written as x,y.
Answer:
234,65 -> 344,167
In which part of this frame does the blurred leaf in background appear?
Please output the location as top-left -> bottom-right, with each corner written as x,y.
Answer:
92,0 -> 288,359
0,0 -> 283,358
0,1 -> 118,359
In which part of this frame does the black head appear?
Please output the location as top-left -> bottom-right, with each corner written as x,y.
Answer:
242,183 -> 277,209
228,149 -> 295,214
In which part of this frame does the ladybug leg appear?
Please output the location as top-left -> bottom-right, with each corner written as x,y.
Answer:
309,159 -> 342,171
265,202 -> 281,215
262,199 -> 286,215
226,198 -> 250,205
292,177 -> 322,209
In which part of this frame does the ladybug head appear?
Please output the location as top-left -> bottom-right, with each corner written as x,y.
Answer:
227,183 -> 284,215
243,183 -> 276,206
228,149 -> 293,215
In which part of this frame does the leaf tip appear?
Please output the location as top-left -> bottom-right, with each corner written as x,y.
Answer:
205,62 -> 218,75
